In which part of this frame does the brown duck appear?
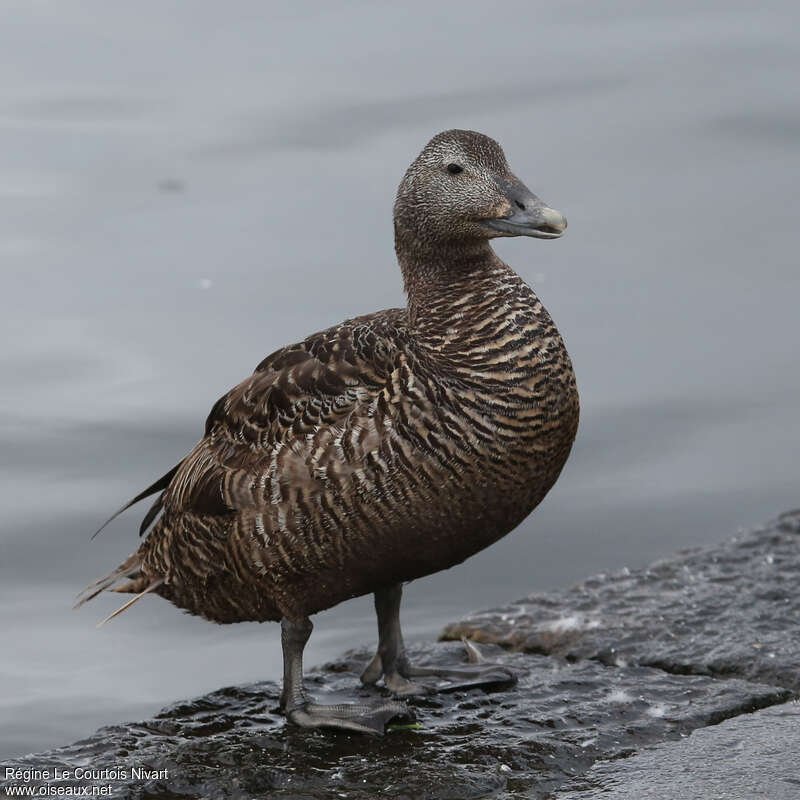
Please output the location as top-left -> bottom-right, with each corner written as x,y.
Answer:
78,129 -> 579,734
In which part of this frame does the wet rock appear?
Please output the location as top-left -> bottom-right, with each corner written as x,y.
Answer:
0,645 -> 788,799
443,510 -> 800,691
556,700 -> 800,799
1,511 -> 798,799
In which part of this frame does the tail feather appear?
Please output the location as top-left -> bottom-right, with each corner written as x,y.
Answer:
96,579 -> 164,628
112,574 -> 151,594
73,552 -> 143,609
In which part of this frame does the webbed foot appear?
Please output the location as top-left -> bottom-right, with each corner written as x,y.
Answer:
280,615 -> 414,736
360,592 -> 519,697
402,638 -> 518,693
286,698 -> 413,735
368,637 -> 518,695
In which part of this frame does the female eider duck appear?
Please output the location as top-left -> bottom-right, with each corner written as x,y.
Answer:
78,129 -> 579,735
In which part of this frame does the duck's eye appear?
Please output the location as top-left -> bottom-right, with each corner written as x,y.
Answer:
446,163 -> 463,175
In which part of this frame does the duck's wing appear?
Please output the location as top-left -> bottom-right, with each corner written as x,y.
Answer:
77,311 -> 413,609
91,310 -> 408,538
158,310 -> 412,523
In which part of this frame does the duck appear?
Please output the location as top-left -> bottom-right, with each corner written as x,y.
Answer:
77,129 -> 579,735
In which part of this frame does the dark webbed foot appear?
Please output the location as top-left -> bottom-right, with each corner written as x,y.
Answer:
403,637 -> 518,693
362,636 -> 518,696
360,585 -> 519,697
280,615 -> 412,736
286,698 -> 412,735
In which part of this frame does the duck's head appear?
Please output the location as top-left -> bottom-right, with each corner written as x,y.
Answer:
394,129 -> 567,252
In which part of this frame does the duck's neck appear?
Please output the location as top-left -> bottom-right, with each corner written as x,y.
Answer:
399,238 -> 501,327
397,236 -> 536,343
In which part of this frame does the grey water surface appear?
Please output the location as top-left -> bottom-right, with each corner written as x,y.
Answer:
1,0 -> 798,759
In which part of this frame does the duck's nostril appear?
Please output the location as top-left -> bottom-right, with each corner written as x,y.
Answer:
515,200 -> 526,211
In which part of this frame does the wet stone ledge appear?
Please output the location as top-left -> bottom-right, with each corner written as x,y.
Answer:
554,700 -> 800,800
1,510 -> 799,800
442,509 -> 800,691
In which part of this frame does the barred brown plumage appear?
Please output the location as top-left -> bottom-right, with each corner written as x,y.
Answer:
77,129 -> 579,734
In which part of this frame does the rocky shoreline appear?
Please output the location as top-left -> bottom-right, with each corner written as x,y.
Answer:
2,510 -> 799,799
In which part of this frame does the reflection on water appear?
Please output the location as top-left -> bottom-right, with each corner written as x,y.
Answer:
1,0 -> 798,759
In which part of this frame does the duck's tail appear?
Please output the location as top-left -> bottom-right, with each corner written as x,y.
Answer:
73,552 -> 163,626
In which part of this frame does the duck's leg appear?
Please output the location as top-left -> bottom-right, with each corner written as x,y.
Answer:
280,616 -> 410,735
360,584 -> 518,696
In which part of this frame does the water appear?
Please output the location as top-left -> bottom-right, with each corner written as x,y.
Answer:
1,0 -> 798,760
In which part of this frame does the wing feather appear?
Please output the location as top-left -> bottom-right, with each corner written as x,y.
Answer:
91,462 -> 182,540
162,312 -> 408,521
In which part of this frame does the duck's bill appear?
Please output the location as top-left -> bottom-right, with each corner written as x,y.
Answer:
482,205 -> 567,239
